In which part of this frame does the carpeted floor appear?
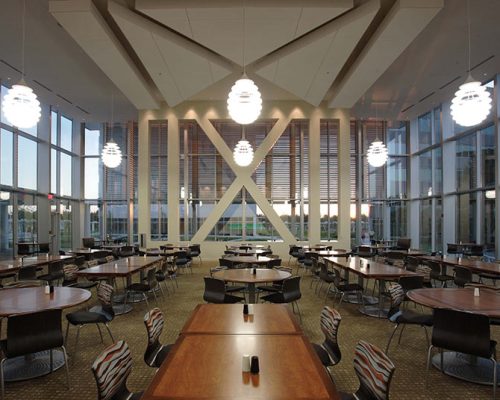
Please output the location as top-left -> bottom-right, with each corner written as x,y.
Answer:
2,260 -> 494,399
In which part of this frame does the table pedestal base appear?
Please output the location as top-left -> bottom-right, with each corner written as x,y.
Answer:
3,350 -> 64,382
343,293 -> 378,305
432,352 -> 499,386
358,305 -> 389,318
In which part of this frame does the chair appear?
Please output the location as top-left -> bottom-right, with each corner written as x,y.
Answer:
154,258 -> 170,296
17,265 -> 38,281
91,340 -> 142,400
219,258 -> 234,268
65,282 -> 115,358
62,264 -> 98,289
329,268 -> 365,308
188,244 -> 202,264
426,260 -> 454,287
174,250 -> 192,273
266,258 -> 281,269
453,266 -> 475,287
1,309 -> 69,397
17,243 -> 33,256
426,308 -> 497,399
261,276 -> 302,322
393,238 -> 411,251
82,237 -> 97,249
357,246 -> 376,258
256,266 -> 292,295
143,308 -> 173,368
118,246 -> 135,258
446,243 -> 462,256
340,340 -> 395,400
465,244 -> 484,258
385,283 -> 433,354
125,267 -> 160,308
37,260 -> 64,285
405,256 -> 420,272
312,306 -> 342,369
37,242 -> 50,254
317,260 -> 337,299
203,277 -> 245,304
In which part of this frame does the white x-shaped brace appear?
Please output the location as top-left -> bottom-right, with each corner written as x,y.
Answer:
190,115 -> 297,243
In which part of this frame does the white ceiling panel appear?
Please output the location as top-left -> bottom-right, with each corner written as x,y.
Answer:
329,0 -> 444,108
137,1 -> 353,65
256,1 -> 378,106
49,0 -> 159,110
110,2 -> 232,107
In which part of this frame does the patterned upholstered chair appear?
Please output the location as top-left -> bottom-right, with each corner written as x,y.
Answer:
62,263 -> 98,289
312,306 -> 342,370
91,340 -> 142,400
340,340 -> 395,400
65,282 -> 115,358
385,283 -> 433,354
143,308 -> 173,368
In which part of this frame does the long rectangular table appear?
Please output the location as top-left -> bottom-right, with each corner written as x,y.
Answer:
418,255 -> 500,276
0,255 -> 74,276
142,304 -> 339,400
325,256 -> 421,317
181,304 -> 301,335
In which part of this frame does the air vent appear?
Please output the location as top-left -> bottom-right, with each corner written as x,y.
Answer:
400,104 -> 415,113
76,105 -> 90,115
470,55 -> 495,72
439,76 -> 461,90
33,79 -> 53,92
56,94 -> 73,105
0,59 -> 21,74
418,92 -> 435,104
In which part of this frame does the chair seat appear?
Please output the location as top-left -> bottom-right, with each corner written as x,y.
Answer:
127,283 -> 151,292
260,292 -> 284,303
224,294 -> 245,303
256,284 -> 281,293
397,311 -> 433,326
66,310 -> 111,325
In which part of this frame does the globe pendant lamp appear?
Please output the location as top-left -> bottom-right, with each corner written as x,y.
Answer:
3,81 -> 41,129
101,138 -> 122,168
2,1 -> 40,129
233,126 -> 254,167
227,75 -> 262,125
367,140 -> 388,167
451,0 -> 491,127
451,76 -> 491,127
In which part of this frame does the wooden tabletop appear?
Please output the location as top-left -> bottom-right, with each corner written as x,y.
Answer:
213,268 -> 291,284
306,250 -> 351,257
0,255 -> 73,273
70,248 -> 110,255
76,256 -> 162,277
418,255 -> 500,276
229,249 -> 270,256
142,334 -> 339,400
407,287 -> 500,318
181,304 -> 301,335
223,255 -> 272,265
228,244 -> 268,249
325,256 -> 420,279
0,286 -> 91,317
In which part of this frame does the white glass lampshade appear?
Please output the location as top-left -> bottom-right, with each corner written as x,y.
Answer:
233,139 -> 254,167
227,77 -> 262,125
367,140 -> 388,167
0,191 -> 10,201
101,141 -> 122,168
2,83 -> 41,129
451,79 -> 492,127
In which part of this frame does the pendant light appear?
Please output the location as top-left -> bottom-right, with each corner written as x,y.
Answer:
2,0 -> 41,129
233,125 -> 254,167
227,1 -> 262,125
101,94 -> 122,168
451,0 -> 491,127
367,107 -> 388,168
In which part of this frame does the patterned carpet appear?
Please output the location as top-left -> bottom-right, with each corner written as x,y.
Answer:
1,260 -> 494,400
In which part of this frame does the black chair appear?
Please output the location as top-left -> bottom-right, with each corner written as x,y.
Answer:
203,277 -> 245,304
37,242 -> 50,254
256,266 -> 292,295
118,246 -> 135,258
398,275 -> 424,303
65,282 -> 115,359
17,243 -> 33,256
340,340 -> 395,400
357,245 -> 376,258
447,243 -> 462,256
392,238 -> 411,251
219,258 -> 234,268
125,267 -> 160,308
453,266 -> 475,287
426,308 -> 497,399
385,283 -> 433,354
405,256 -> 420,272
1,309 -> 69,396
154,258 -> 170,296
288,245 -> 301,266
82,237 -> 97,249
261,276 -> 302,322
17,265 -> 38,281
188,244 -> 202,264
91,340 -> 142,400
426,260 -> 454,287
143,308 -> 173,368
37,260 -> 64,285
330,268 -> 365,308
317,260 -> 337,299
174,250 -> 192,273
312,306 -> 342,370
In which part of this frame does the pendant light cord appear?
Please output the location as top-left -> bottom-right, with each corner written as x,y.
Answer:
242,0 -> 246,74
466,0 -> 471,75
21,0 -> 26,80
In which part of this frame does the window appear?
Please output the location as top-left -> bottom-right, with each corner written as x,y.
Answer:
150,120 -> 168,241
18,136 -> 37,190
0,129 -> 13,186
320,120 -> 338,240
418,112 -> 432,150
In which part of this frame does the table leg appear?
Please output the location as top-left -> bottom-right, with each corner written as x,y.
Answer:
247,283 -> 257,304
359,279 -> 389,318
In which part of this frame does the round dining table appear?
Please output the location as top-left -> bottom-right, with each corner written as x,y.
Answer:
0,286 -> 91,382
213,268 -> 291,303
407,287 -> 500,386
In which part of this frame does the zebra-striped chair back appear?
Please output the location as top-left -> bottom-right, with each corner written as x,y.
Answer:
63,264 -> 79,282
144,308 -> 164,346
319,306 -> 342,364
353,340 -> 395,400
91,340 -> 133,400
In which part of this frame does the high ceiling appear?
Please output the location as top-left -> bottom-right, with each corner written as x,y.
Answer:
1,0 -> 499,123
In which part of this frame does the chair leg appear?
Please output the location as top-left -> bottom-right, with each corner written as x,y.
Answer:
104,323 -> 114,342
50,349 -> 53,372
61,346 -> 70,389
143,293 -> 150,309
385,324 -> 400,354
1,358 -> 6,398
73,325 -> 81,361
96,323 -> 104,343
397,323 -> 407,345
64,320 -> 70,345
491,357 -> 497,400
425,345 -> 434,388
